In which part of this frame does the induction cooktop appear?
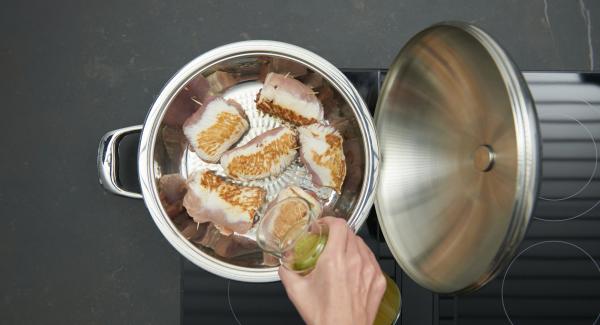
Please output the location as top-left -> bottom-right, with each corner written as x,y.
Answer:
181,70 -> 600,325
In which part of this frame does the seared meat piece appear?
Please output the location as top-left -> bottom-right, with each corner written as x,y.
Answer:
183,97 -> 249,163
161,126 -> 187,163
256,72 -> 324,126
258,57 -> 309,82
260,194 -> 311,243
258,186 -> 323,256
164,76 -> 209,127
266,186 -> 322,218
220,126 -> 298,181
298,123 -> 346,193
183,170 -> 266,235
178,218 -> 209,241
206,71 -> 239,94
194,223 -> 261,259
158,174 -> 188,218
262,252 -> 280,267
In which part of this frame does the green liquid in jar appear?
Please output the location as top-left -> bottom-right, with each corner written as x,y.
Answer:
288,233 -> 401,324
291,233 -> 328,272
373,274 -> 401,325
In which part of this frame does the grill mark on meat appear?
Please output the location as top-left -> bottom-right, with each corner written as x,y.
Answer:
198,171 -> 265,214
221,127 -> 298,181
195,112 -> 247,156
256,98 -> 319,126
299,124 -> 347,193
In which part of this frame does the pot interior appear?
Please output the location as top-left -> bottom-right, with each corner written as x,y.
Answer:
151,52 -> 368,269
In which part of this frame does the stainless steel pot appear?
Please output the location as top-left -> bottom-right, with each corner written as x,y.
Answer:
99,22 -> 561,296
98,41 -> 379,282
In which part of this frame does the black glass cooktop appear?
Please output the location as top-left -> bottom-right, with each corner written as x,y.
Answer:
182,70 -> 600,325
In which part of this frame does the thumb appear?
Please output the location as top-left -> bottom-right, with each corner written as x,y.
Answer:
278,265 -> 303,288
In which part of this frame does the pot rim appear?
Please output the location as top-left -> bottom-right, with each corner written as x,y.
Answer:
137,40 -> 380,282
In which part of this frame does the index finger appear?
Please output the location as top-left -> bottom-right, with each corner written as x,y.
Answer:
318,216 -> 350,258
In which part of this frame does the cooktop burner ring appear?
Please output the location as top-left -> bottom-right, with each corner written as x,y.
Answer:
501,240 -> 600,325
538,113 -> 598,202
535,99 -> 600,222
227,280 -> 243,325
535,194 -> 600,222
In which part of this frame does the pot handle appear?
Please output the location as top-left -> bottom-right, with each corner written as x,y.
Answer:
97,125 -> 144,199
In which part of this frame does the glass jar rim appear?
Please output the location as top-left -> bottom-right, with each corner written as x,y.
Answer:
256,196 -> 317,257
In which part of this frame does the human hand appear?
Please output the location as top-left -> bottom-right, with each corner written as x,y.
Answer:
279,217 -> 387,325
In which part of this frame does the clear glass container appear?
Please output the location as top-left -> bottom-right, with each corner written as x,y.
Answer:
256,197 -> 401,324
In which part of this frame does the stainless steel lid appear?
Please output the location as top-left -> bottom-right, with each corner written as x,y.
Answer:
374,22 -> 540,294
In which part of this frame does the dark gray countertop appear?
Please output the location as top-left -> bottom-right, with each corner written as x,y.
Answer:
1,0 -> 598,324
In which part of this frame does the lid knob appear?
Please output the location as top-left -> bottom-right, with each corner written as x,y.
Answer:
474,145 -> 495,172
